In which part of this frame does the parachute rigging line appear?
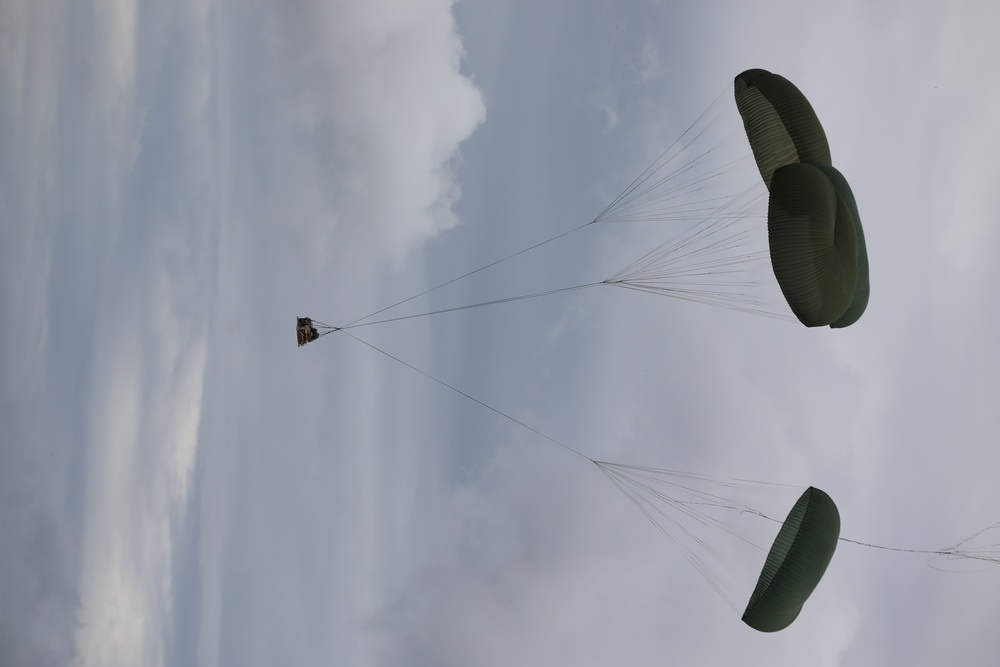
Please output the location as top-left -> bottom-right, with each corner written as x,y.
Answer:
602,178 -> 792,321
592,85 -> 735,223
309,319 -> 340,336
594,461 -> 800,612
336,283 -> 602,332
319,170 -> 785,335
339,329 -> 592,464
345,222 -> 591,328
326,83 -> 783,335
839,524 -> 1000,570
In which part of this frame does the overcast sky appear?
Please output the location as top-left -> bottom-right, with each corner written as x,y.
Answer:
3,1 -> 1000,665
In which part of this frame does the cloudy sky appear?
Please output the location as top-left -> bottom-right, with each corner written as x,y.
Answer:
3,0 -> 1000,665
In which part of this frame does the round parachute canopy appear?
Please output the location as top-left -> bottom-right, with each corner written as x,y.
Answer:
767,163 -> 859,327
742,487 -> 841,633
735,68 -> 869,327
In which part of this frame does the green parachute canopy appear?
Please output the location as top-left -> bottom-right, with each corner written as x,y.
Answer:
742,487 -> 841,632
766,163 -> 859,327
735,69 -> 870,327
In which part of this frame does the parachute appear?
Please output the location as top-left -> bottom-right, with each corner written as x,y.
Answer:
742,486 -> 840,632
299,69 -> 870,347
735,69 -> 870,327
597,462 -> 840,632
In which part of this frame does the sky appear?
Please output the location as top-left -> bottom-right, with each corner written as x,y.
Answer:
2,0 -> 1000,665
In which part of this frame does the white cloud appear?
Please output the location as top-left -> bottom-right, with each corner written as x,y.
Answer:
217,0 -> 485,276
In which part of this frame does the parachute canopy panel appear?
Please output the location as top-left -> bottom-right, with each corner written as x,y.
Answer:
734,69 -> 832,189
742,486 -> 840,633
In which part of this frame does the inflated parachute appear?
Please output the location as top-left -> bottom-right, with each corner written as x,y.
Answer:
742,487 -> 840,632
598,463 -> 840,632
735,69 -> 870,327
